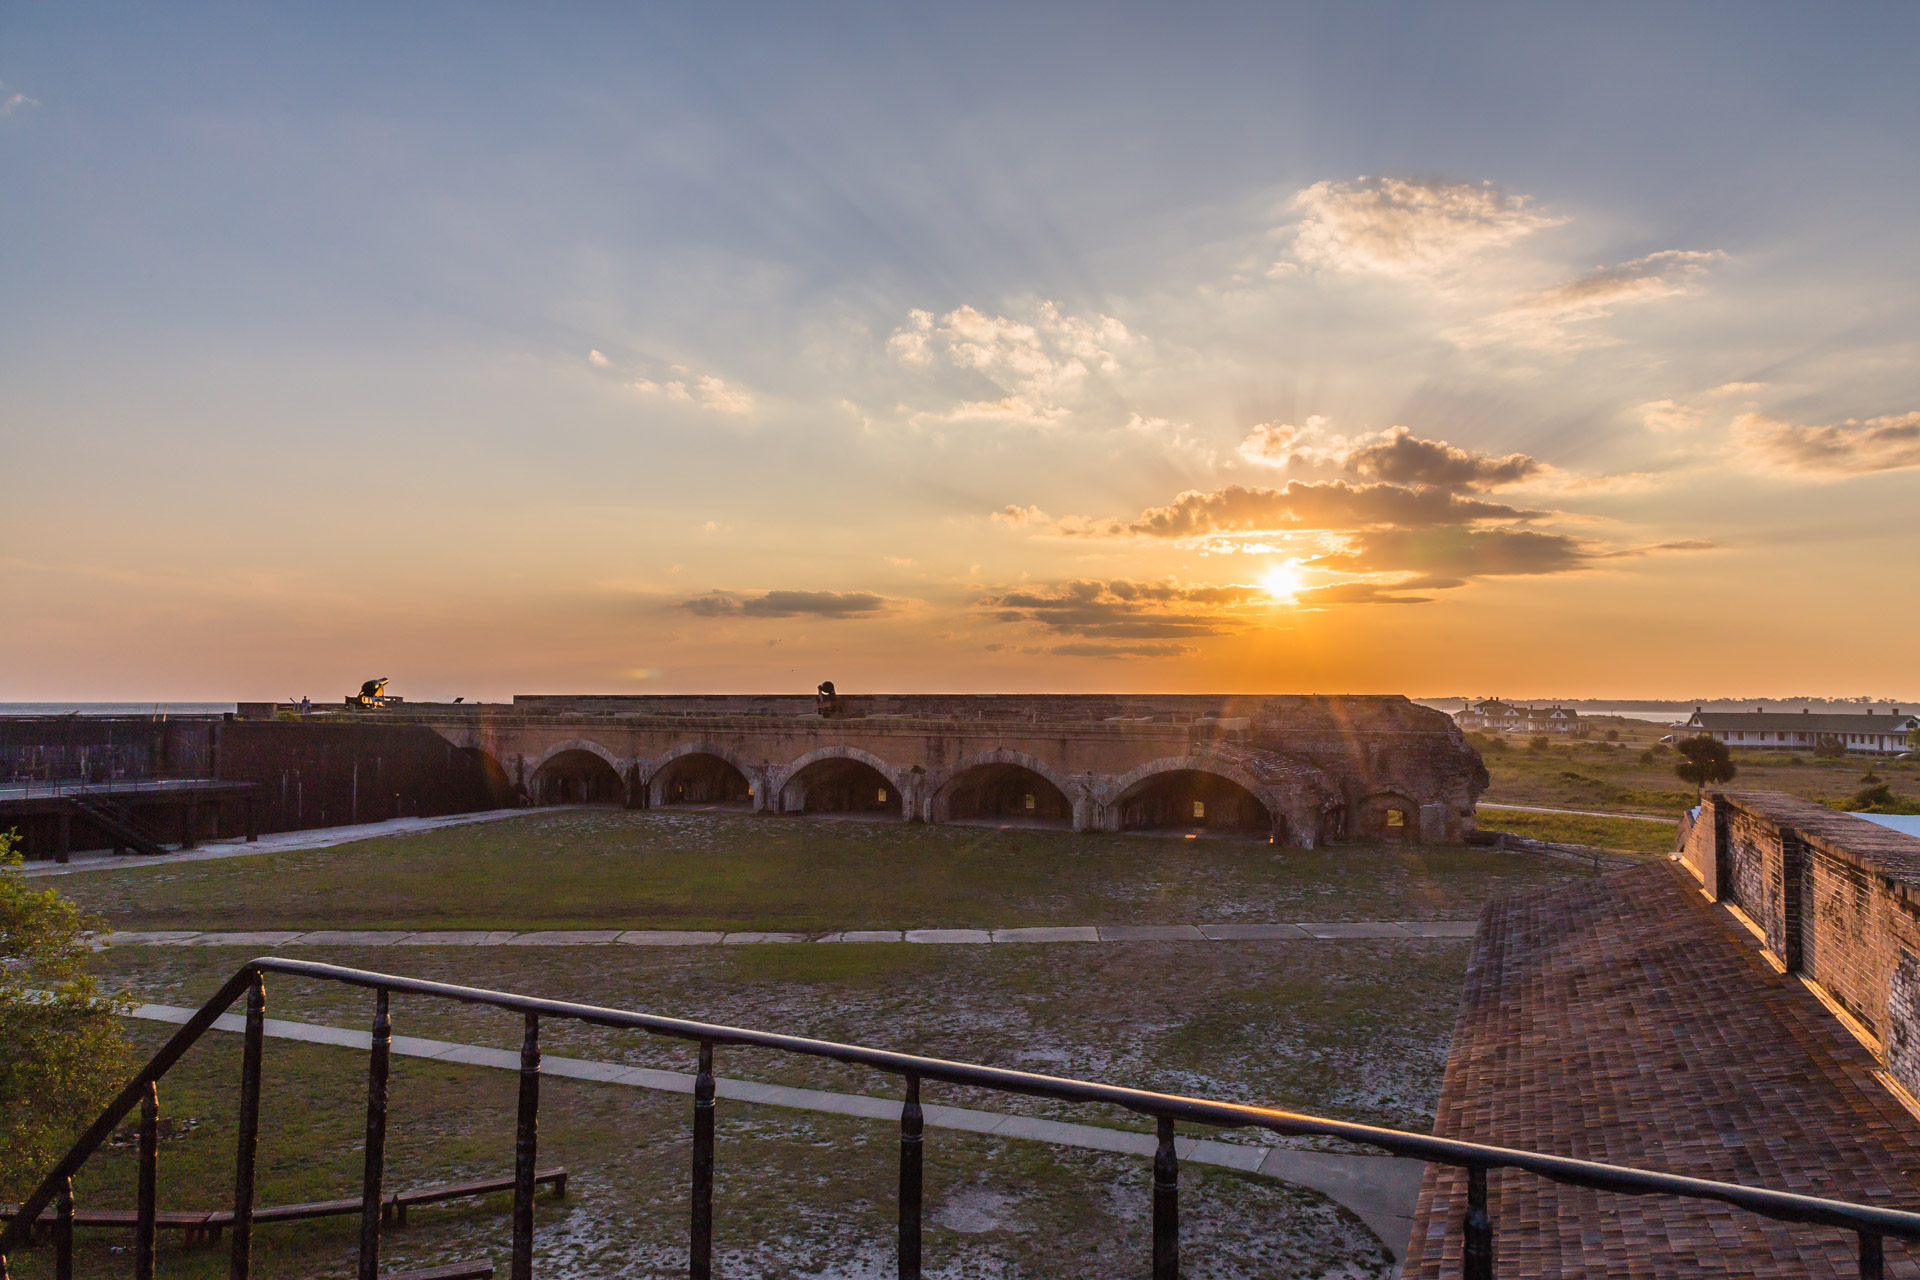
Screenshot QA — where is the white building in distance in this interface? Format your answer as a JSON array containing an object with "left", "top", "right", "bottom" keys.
[{"left": 1680, "top": 707, "right": 1918, "bottom": 755}]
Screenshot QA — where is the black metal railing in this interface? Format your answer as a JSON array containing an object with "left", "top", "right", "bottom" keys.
[{"left": 7, "top": 957, "right": 1920, "bottom": 1279}]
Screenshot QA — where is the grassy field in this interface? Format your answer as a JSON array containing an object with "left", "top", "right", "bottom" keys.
[
  {"left": 1474, "top": 732, "right": 1920, "bottom": 818},
  {"left": 88, "top": 936, "right": 1467, "bottom": 1134},
  {"left": 12, "top": 809, "right": 1630, "bottom": 1276},
  {"left": 1470, "top": 808, "right": 1675, "bottom": 856},
  {"left": 8, "top": 1022, "right": 1391, "bottom": 1280},
  {"left": 58, "top": 809, "right": 1603, "bottom": 932}
]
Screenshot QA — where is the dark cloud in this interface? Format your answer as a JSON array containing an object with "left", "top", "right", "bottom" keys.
[
  {"left": 1342, "top": 427, "right": 1540, "bottom": 490},
  {"left": 1739, "top": 411, "right": 1920, "bottom": 475},
  {"left": 1051, "top": 642, "right": 1197, "bottom": 658},
  {"left": 1313, "top": 528, "right": 1595, "bottom": 578},
  {"left": 980, "top": 578, "right": 1259, "bottom": 638},
  {"left": 679, "top": 589, "right": 891, "bottom": 619},
  {"left": 1293, "top": 582, "right": 1437, "bottom": 606},
  {"left": 1088, "top": 481, "right": 1539, "bottom": 539}
]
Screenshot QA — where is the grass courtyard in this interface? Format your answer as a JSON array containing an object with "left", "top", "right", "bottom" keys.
[
  {"left": 17, "top": 809, "right": 1629, "bottom": 1277},
  {"left": 59, "top": 808, "right": 1601, "bottom": 933}
]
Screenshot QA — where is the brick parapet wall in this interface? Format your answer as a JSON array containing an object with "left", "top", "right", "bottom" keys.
[{"left": 1687, "top": 790, "right": 1920, "bottom": 1093}]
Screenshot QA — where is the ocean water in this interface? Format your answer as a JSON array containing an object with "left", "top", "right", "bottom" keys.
[{"left": 0, "top": 703, "right": 236, "bottom": 717}]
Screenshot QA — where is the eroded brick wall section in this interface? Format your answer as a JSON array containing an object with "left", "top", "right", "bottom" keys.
[{"left": 1702, "top": 791, "right": 1920, "bottom": 1096}]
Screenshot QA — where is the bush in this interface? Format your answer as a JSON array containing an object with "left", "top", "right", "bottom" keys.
[
  {"left": 1787, "top": 756, "right": 1804, "bottom": 766},
  {"left": 1604, "top": 729, "right": 1619, "bottom": 742},
  {"left": 1674, "top": 735, "right": 1738, "bottom": 789},
  {"left": 1814, "top": 735, "right": 1847, "bottom": 760},
  {"left": 0, "top": 830, "right": 133, "bottom": 1198},
  {"left": 1638, "top": 750, "right": 1656, "bottom": 765},
  {"left": 1861, "top": 771, "right": 1883, "bottom": 786},
  {"left": 1528, "top": 736, "right": 1550, "bottom": 754},
  {"left": 1852, "top": 783, "right": 1898, "bottom": 810},
  {"left": 1464, "top": 731, "right": 1507, "bottom": 754}
]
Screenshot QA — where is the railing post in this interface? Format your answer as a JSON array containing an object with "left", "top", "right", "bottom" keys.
[
  {"left": 691, "top": 1039, "right": 715, "bottom": 1280},
  {"left": 136, "top": 1081, "right": 158, "bottom": 1280},
  {"left": 1860, "top": 1231, "right": 1885, "bottom": 1279},
  {"left": 898, "top": 1073, "right": 923, "bottom": 1280},
  {"left": 1152, "top": 1115, "right": 1178, "bottom": 1280},
  {"left": 358, "top": 988, "right": 392, "bottom": 1280},
  {"left": 1462, "top": 1163, "right": 1493, "bottom": 1280},
  {"left": 230, "top": 973, "right": 265, "bottom": 1280},
  {"left": 54, "top": 1177, "right": 74, "bottom": 1280},
  {"left": 511, "top": 1012, "right": 541, "bottom": 1280}
]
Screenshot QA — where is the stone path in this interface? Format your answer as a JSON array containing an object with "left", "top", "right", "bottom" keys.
[
  {"left": 19, "top": 808, "right": 586, "bottom": 878},
  {"left": 125, "top": 1000, "right": 1426, "bottom": 1258},
  {"left": 1478, "top": 802, "right": 1678, "bottom": 824},
  {"left": 101, "top": 920, "right": 1479, "bottom": 948}
]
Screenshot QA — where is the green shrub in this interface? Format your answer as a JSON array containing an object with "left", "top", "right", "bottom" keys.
[{"left": 0, "top": 830, "right": 133, "bottom": 1198}]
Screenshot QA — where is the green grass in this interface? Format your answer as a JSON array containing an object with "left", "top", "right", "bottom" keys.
[
  {"left": 60, "top": 808, "right": 1601, "bottom": 932},
  {"left": 5, "top": 1021, "right": 1392, "bottom": 1279},
  {"left": 89, "top": 937, "right": 1471, "bottom": 1134},
  {"left": 1474, "top": 808, "right": 1676, "bottom": 856},
  {"left": 1476, "top": 737, "right": 1920, "bottom": 818}
]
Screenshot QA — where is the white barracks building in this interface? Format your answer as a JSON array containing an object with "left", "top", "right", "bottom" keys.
[{"left": 1680, "top": 707, "right": 1919, "bottom": 755}]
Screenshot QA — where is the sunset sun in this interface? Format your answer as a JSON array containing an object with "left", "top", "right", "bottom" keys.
[{"left": 1262, "top": 562, "right": 1305, "bottom": 601}]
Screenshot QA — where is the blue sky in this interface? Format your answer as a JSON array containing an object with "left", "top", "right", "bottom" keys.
[{"left": 6, "top": 3, "right": 1919, "bottom": 699}]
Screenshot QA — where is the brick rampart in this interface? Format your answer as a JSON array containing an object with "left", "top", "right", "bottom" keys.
[{"left": 1681, "top": 790, "right": 1920, "bottom": 1093}]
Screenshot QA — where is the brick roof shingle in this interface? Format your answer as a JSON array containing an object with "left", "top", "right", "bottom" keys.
[{"left": 1403, "top": 861, "right": 1920, "bottom": 1277}]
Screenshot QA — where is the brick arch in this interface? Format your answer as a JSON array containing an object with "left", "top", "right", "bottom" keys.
[
  {"left": 1352, "top": 789, "right": 1421, "bottom": 840},
  {"left": 1102, "top": 754, "right": 1329, "bottom": 844},
  {"left": 527, "top": 737, "right": 625, "bottom": 777},
  {"left": 776, "top": 745, "right": 904, "bottom": 790},
  {"left": 1105, "top": 755, "right": 1273, "bottom": 810},
  {"left": 924, "top": 749, "right": 1080, "bottom": 807},
  {"left": 924, "top": 749, "right": 1080, "bottom": 825},
  {"left": 649, "top": 740, "right": 754, "bottom": 779}
]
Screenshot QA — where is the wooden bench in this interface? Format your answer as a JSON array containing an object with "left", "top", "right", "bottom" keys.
[
  {"left": 386, "top": 1263, "right": 494, "bottom": 1280},
  {"left": 7, "top": 1167, "right": 567, "bottom": 1247}
]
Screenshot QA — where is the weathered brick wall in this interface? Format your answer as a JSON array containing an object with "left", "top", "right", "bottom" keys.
[
  {"left": 1705, "top": 791, "right": 1920, "bottom": 1097},
  {"left": 1724, "top": 808, "right": 1778, "bottom": 941},
  {"left": 1679, "top": 798, "right": 1717, "bottom": 888}
]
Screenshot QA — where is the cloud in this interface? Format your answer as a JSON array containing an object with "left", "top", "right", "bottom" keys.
[
  {"left": 626, "top": 372, "right": 752, "bottom": 412},
  {"left": 1637, "top": 398, "right": 1702, "bottom": 433},
  {"left": 1238, "top": 420, "right": 1310, "bottom": 467},
  {"left": 887, "top": 301, "right": 1131, "bottom": 427},
  {"left": 1467, "top": 250, "right": 1724, "bottom": 349},
  {"left": 694, "top": 375, "right": 752, "bottom": 413},
  {"left": 1286, "top": 177, "right": 1564, "bottom": 278},
  {"left": 1050, "top": 641, "right": 1197, "bottom": 658},
  {"left": 980, "top": 578, "right": 1261, "bottom": 638},
  {"left": 916, "top": 397, "right": 1070, "bottom": 428},
  {"left": 1062, "top": 481, "right": 1541, "bottom": 540},
  {"left": 1737, "top": 411, "right": 1920, "bottom": 475},
  {"left": 588, "top": 349, "right": 610, "bottom": 367},
  {"left": 1312, "top": 528, "right": 1597, "bottom": 578},
  {"left": 1292, "top": 582, "right": 1438, "bottom": 606},
  {"left": 1340, "top": 427, "right": 1540, "bottom": 489},
  {"left": 679, "top": 590, "right": 893, "bottom": 619},
  {"left": 0, "top": 85, "right": 38, "bottom": 117}
]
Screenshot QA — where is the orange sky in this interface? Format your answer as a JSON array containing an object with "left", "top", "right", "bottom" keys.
[{"left": 5, "top": 8, "right": 1918, "bottom": 703}]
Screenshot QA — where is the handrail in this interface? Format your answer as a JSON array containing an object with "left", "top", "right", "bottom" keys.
[{"left": 7, "top": 958, "right": 1919, "bottom": 1280}]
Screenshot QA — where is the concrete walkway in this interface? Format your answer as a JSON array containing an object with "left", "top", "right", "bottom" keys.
[
  {"left": 125, "top": 1000, "right": 1426, "bottom": 1259},
  {"left": 19, "top": 808, "right": 587, "bottom": 878},
  {"left": 100, "top": 920, "right": 1478, "bottom": 948},
  {"left": 1478, "top": 802, "right": 1678, "bottom": 824}
]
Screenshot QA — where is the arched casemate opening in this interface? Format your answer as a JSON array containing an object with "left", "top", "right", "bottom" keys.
[
  {"left": 936, "top": 763, "right": 1073, "bottom": 827},
  {"left": 1355, "top": 793, "right": 1417, "bottom": 842},
  {"left": 1116, "top": 769, "right": 1278, "bottom": 840},
  {"left": 780, "top": 756, "right": 901, "bottom": 817},
  {"left": 462, "top": 747, "right": 518, "bottom": 808},
  {"left": 652, "top": 752, "right": 752, "bottom": 807},
  {"left": 530, "top": 749, "right": 624, "bottom": 806}
]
